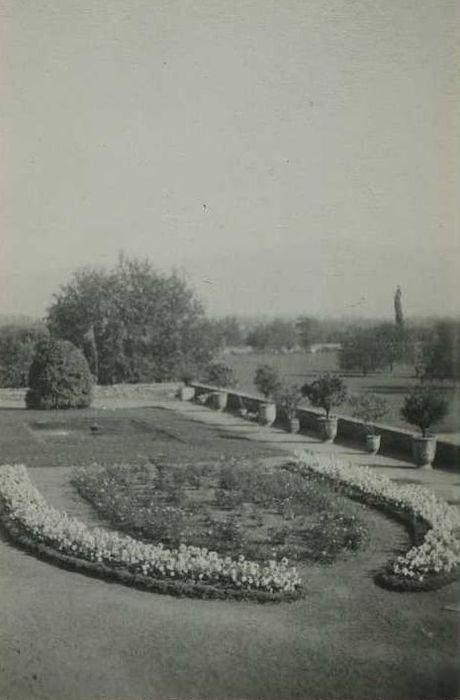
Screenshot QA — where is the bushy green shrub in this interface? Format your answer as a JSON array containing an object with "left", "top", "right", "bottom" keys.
[
  {"left": 254, "top": 364, "right": 281, "bottom": 399},
  {"left": 401, "top": 385, "right": 449, "bottom": 437},
  {"left": 25, "top": 338, "right": 93, "bottom": 410},
  {"left": 302, "top": 373, "right": 347, "bottom": 418},
  {"left": 348, "top": 392, "right": 388, "bottom": 435},
  {"left": 202, "top": 362, "right": 237, "bottom": 388},
  {"left": 275, "top": 383, "right": 302, "bottom": 421}
]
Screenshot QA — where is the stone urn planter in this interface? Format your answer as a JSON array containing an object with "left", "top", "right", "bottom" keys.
[
  {"left": 348, "top": 393, "right": 387, "bottom": 457},
  {"left": 210, "top": 391, "right": 228, "bottom": 412},
  {"left": 179, "top": 385, "right": 195, "bottom": 401},
  {"left": 275, "top": 384, "right": 302, "bottom": 436},
  {"left": 287, "top": 417, "right": 300, "bottom": 434},
  {"left": 401, "top": 386, "right": 448, "bottom": 469},
  {"left": 411, "top": 435, "right": 437, "bottom": 468},
  {"left": 258, "top": 401, "right": 277, "bottom": 427},
  {"left": 365, "top": 433, "right": 381, "bottom": 455},
  {"left": 318, "top": 416, "right": 338, "bottom": 443}
]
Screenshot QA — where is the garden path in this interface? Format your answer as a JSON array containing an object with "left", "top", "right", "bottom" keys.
[{"left": 29, "top": 466, "right": 113, "bottom": 530}]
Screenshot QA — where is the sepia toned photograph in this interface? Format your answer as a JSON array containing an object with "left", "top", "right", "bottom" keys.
[{"left": 0, "top": 1, "right": 459, "bottom": 699}]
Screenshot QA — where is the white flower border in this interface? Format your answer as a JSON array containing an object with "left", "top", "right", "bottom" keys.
[
  {"left": 0, "top": 464, "right": 301, "bottom": 597},
  {"left": 293, "top": 450, "right": 460, "bottom": 583}
]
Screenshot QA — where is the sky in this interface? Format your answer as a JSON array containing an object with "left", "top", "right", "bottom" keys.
[{"left": 1, "top": 0, "right": 459, "bottom": 320}]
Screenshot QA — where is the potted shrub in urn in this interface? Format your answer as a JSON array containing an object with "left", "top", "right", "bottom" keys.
[
  {"left": 236, "top": 395, "right": 248, "bottom": 418},
  {"left": 178, "top": 364, "right": 197, "bottom": 401},
  {"left": 401, "top": 385, "right": 449, "bottom": 467},
  {"left": 254, "top": 364, "right": 281, "bottom": 426},
  {"left": 348, "top": 392, "right": 388, "bottom": 454},
  {"left": 202, "top": 362, "right": 237, "bottom": 411},
  {"left": 275, "top": 383, "right": 302, "bottom": 433},
  {"left": 301, "top": 373, "right": 347, "bottom": 442}
]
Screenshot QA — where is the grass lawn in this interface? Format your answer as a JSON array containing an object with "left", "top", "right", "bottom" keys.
[
  {"left": 0, "top": 403, "right": 459, "bottom": 700},
  {"left": 221, "top": 350, "right": 460, "bottom": 435},
  {"left": 0, "top": 405, "right": 281, "bottom": 468}
]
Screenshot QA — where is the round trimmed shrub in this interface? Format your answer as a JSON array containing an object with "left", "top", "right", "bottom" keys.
[{"left": 25, "top": 338, "right": 93, "bottom": 410}]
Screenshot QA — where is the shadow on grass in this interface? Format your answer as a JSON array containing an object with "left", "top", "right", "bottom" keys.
[
  {"left": 356, "top": 461, "right": 419, "bottom": 471},
  {"left": 216, "top": 433, "right": 251, "bottom": 441}
]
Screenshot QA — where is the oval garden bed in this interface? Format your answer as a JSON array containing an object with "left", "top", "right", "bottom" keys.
[
  {"left": 71, "top": 458, "right": 370, "bottom": 567},
  {"left": 3, "top": 451, "right": 457, "bottom": 601},
  {"left": 0, "top": 458, "right": 371, "bottom": 603},
  {"left": 0, "top": 464, "right": 302, "bottom": 603}
]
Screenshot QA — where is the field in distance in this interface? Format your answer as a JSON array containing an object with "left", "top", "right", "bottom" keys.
[{"left": 220, "top": 350, "right": 460, "bottom": 438}]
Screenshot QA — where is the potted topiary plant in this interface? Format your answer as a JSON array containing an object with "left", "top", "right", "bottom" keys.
[
  {"left": 254, "top": 364, "right": 281, "bottom": 426},
  {"left": 401, "top": 385, "right": 449, "bottom": 467},
  {"left": 178, "top": 364, "right": 197, "bottom": 401},
  {"left": 275, "top": 383, "right": 302, "bottom": 433},
  {"left": 202, "top": 362, "right": 237, "bottom": 411},
  {"left": 236, "top": 395, "right": 248, "bottom": 418},
  {"left": 348, "top": 392, "right": 388, "bottom": 454},
  {"left": 301, "top": 373, "right": 347, "bottom": 442}
]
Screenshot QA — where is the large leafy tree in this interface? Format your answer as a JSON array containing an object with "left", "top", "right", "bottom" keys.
[
  {"left": 339, "top": 323, "right": 406, "bottom": 376},
  {"left": 421, "top": 321, "right": 460, "bottom": 380},
  {"left": 246, "top": 319, "right": 298, "bottom": 351},
  {"left": 296, "top": 317, "right": 324, "bottom": 350},
  {"left": 0, "top": 322, "right": 48, "bottom": 388},
  {"left": 47, "top": 258, "right": 219, "bottom": 384}
]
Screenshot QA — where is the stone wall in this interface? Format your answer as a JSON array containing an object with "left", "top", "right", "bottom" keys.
[{"left": 190, "top": 382, "right": 459, "bottom": 469}]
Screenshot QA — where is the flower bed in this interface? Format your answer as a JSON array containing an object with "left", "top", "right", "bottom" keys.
[
  {"left": 291, "top": 451, "right": 460, "bottom": 591},
  {"left": 71, "top": 460, "right": 369, "bottom": 565},
  {"left": 0, "top": 464, "right": 302, "bottom": 602}
]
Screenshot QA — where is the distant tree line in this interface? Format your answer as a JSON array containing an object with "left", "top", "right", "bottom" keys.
[{"left": 0, "top": 263, "right": 459, "bottom": 387}]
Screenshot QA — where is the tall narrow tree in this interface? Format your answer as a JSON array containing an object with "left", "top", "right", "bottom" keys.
[{"left": 394, "top": 286, "right": 404, "bottom": 328}]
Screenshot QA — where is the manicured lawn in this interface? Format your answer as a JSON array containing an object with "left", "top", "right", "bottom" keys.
[
  {"left": 0, "top": 405, "right": 282, "bottom": 468},
  {"left": 221, "top": 350, "right": 460, "bottom": 434}
]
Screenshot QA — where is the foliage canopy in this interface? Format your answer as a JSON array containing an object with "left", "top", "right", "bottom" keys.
[
  {"left": 0, "top": 322, "right": 48, "bottom": 388},
  {"left": 47, "top": 257, "right": 219, "bottom": 384},
  {"left": 348, "top": 392, "right": 388, "bottom": 434},
  {"left": 254, "top": 364, "right": 282, "bottom": 399},
  {"left": 302, "top": 373, "right": 347, "bottom": 418},
  {"left": 421, "top": 321, "right": 460, "bottom": 381},
  {"left": 401, "top": 386, "right": 449, "bottom": 437},
  {"left": 339, "top": 324, "right": 405, "bottom": 375},
  {"left": 201, "top": 362, "right": 237, "bottom": 389}
]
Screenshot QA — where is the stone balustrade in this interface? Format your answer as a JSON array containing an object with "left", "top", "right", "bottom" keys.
[{"left": 189, "top": 382, "right": 459, "bottom": 469}]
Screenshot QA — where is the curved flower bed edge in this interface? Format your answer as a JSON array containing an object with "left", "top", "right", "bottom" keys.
[
  {"left": 0, "top": 464, "right": 302, "bottom": 604},
  {"left": 290, "top": 450, "right": 460, "bottom": 592}
]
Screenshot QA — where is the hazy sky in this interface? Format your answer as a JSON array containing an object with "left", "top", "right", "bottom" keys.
[{"left": 1, "top": 0, "right": 459, "bottom": 319}]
